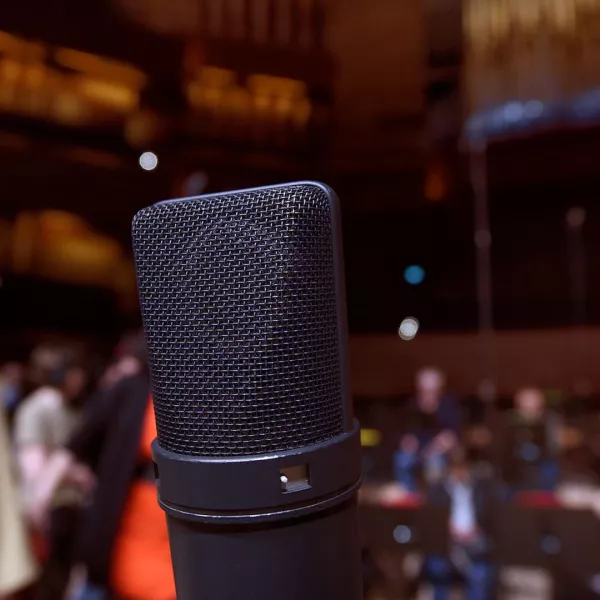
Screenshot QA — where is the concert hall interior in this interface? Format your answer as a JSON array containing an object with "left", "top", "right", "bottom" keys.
[{"left": 1, "top": 1, "right": 600, "bottom": 599}]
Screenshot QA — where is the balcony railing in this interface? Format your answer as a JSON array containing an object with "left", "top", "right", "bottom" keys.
[
  {"left": 116, "top": 0, "right": 326, "bottom": 50},
  {"left": 0, "top": 23, "right": 331, "bottom": 155}
]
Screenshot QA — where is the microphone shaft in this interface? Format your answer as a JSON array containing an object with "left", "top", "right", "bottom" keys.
[{"left": 167, "top": 499, "right": 363, "bottom": 600}]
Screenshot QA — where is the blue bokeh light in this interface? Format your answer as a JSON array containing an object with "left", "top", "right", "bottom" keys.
[{"left": 404, "top": 265, "right": 425, "bottom": 285}]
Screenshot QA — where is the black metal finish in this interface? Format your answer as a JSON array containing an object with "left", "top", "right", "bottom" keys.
[
  {"left": 166, "top": 498, "right": 363, "bottom": 600},
  {"left": 132, "top": 182, "right": 362, "bottom": 600},
  {"left": 153, "top": 420, "right": 361, "bottom": 515},
  {"left": 133, "top": 181, "right": 351, "bottom": 457}
]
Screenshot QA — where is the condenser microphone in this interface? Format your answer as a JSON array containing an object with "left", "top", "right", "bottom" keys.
[{"left": 132, "top": 182, "right": 363, "bottom": 600}]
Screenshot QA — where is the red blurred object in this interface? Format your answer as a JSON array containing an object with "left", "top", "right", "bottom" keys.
[
  {"left": 514, "top": 491, "right": 562, "bottom": 508},
  {"left": 381, "top": 492, "right": 424, "bottom": 509},
  {"left": 30, "top": 529, "right": 48, "bottom": 563}
]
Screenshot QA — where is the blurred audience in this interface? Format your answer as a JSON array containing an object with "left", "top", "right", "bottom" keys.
[
  {"left": 363, "top": 368, "right": 599, "bottom": 599},
  {"left": 0, "top": 405, "right": 37, "bottom": 600},
  {"left": 13, "top": 346, "right": 93, "bottom": 600},
  {"left": 32, "top": 332, "right": 175, "bottom": 600},
  {"left": 394, "top": 367, "right": 461, "bottom": 491},
  {"left": 425, "top": 451, "right": 495, "bottom": 600},
  {"left": 4, "top": 336, "right": 600, "bottom": 600},
  {"left": 500, "top": 387, "right": 561, "bottom": 492}
]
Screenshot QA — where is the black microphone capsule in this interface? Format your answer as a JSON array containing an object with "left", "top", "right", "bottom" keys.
[{"left": 133, "top": 182, "right": 362, "bottom": 600}]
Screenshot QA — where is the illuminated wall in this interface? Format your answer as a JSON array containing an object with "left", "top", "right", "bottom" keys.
[
  {"left": 116, "top": 0, "right": 325, "bottom": 48},
  {"left": 7, "top": 210, "right": 136, "bottom": 302},
  {"left": 0, "top": 30, "right": 317, "bottom": 145},
  {"left": 186, "top": 67, "right": 313, "bottom": 134},
  {"left": 0, "top": 32, "right": 145, "bottom": 127}
]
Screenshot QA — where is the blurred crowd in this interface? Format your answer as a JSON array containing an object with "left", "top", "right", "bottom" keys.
[
  {"left": 3, "top": 341, "right": 600, "bottom": 600},
  {"left": 0, "top": 334, "right": 175, "bottom": 600},
  {"left": 393, "top": 369, "right": 561, "bottom": 494},
  {"left": 361, "top": 368, "right": 600, "bottom": 600}
]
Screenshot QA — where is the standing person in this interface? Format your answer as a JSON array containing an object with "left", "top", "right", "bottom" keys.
[
  {"left": 394, "top": 367, "right": 462, "bottom": 491},
  {"left": 424, "top": 452, "right": 496, "bottom": 600},
  {"left": 14, "top": 346, "right": 92, "bottom": 600},
  {"left": 0, "top": 406, "right": 37, "bottom": 600},
  {"left": 33, "top": 333, "right": 176, "bottom": 600},
  {"left": 499, "top": 387, "right": 561, "bottom": 492}
]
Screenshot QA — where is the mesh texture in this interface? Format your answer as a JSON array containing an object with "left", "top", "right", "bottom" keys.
[{"left": 132, "top": 184, "right": 344, "bottom": 457}]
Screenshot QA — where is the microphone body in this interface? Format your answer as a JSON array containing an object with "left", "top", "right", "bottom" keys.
[
  {"left": 167, "top": 494, "right": 361, "bottom": 600},
  {"left": 133, "top": 182, "right": 362, "bottom": 600}
]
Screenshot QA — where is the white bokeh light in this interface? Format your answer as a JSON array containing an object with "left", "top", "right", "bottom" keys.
[
  {"left": 139, "top": 151, "right": 158, "bottom": 171},
  {"left": 398, "top": 317, "right": 419, "bottom": 341}
]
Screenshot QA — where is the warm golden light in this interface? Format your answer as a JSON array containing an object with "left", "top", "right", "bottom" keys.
[
  {"left": 226, "top": 88, "right": 252, "bottom": 116},
  {"left": 52, "top": 91, "right": 90, "bottom": 126},
  {"left": 0, "top": 30, "right": 316, "bottom": 139},
  {"left": 464, "top": 0, "right": 600, "bottom": 115},
  {"left": 0, "top": 31, "right": 26, "bottom": 52},
  {"left": 0, "top": 31, "right": 46, "bottom": 61},
  {"left": 54, "top": 47, "right": 146, "bottom": 87},
  {"left": 76, "top": 78, "right": 139, "bottom": 111},
  {"left": 200, "top": 67, "right": 236, "bottom": 88},
  {"left": 186, "top": 67, "right": 313, "bottom": 130},
  {"left": 253, "top": 93, "right": 271, "bottom": 114},
  {"left": 1, "top": 58, "right": 22, "bottom": 82},
  {"left": 9, "top": 211, "right": 135, "bottom": 294},
  {"left": 0, "top": 31, "right": 144, "bottom": 128},
  {"left": 247, "top": 74, "right": 307, "bottom": 98},
  {"left": 291, "top": 98, "right": 311, "bottom": 128}
]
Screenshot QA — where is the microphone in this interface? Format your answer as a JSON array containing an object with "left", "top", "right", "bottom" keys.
[{"left": 132, "top": 182, "right": 363, "bottom": 600}]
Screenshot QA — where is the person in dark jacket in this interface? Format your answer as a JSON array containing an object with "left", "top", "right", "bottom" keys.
[
  {"left": 424, "top": 451, "right": 496, "bottom": 600},
  {"left": 30, "top": 333, "right": 175, "bottom": 600},
  {"left": 497, "top": 387, "right": 561, "bottom": 492},
  {"left": 394, "top": 367, "right": 462, "bottom": 491}
]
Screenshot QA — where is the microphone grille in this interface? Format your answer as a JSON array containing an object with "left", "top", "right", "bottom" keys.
[{"left": 133, "top": 183, "right": 346, "bottom": 457}]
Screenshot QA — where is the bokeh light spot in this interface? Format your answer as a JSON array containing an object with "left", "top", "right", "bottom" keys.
[
  {"left": 139, "top": 151, "right": 158, "bottom": 171},
  {"left": 398, "top": 317, "right": 419, "bottom": 340},
  {"left": 404, "top": 265, "right": 425, "bottom": 285}
]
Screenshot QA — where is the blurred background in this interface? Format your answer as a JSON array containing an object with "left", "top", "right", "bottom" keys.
[{"left": 2, "top": 0, "right": 600, "bottom": 599}]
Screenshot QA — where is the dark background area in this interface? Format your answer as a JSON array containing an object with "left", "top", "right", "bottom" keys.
[{"left": 0, "top": 0, "right": 599, "bottom": 345}]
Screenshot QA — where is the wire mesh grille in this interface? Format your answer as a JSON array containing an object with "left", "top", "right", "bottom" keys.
[{"left": 132, "top": 184, "right": 344, "bottom": 456}]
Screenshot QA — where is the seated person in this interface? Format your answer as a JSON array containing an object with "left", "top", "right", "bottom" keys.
[
  {"left": 499, "top": 387, "right": 561, "bottom": 492},
  {"left": 424, "top": 451, "right": 496, "bottom": 600},
  {"left": 394, "top": 367, "right": 461, "bottom": 491}
]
